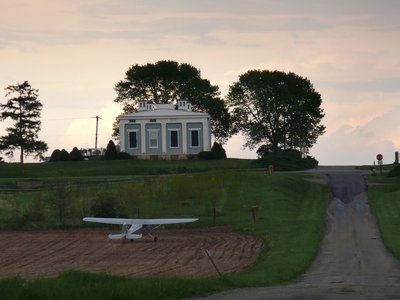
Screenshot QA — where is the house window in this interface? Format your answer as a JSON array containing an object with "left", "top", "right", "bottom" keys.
[
  {"left": 149, "top": 131, "right": 158, "bottom": 148},
  {"left": 190, "top": 130, "right": 199, "bottom": 147},
  {"left": 170, "top": 130, "right": 178, "bottom": 148},
  {"left": 128, "top": 131, "right": 138, "bottom": 149}
]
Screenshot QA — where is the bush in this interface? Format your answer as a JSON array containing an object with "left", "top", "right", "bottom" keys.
[
  {"left": 388, "top": 165, "right": 400, "bottom": 177},
  {"left": 256, "top": 144, "right": 274, "bottom": 158},
  {"left": 50, "top": 149, "right": 70, "bottom": 162},
  {"left": 198, "top": 142, "right": 227, "bottom": 160},
  {"left": 50, "top": 149, "right": 61, "bottom": 162},
  {"left": 59, "top": 149, "right": 70, "bottom": 161},
  {"left": 198, "top": 151, "right": 215, "bottom": 160},
  {"left": 91, "top": 192, "right": 117, "bottom": 218},
  {"left": 69, "top": 147, "right": 85, "bottom": 161},
  {"left": 105, "top": 140, "right": 118, "bottom": 160},
  {"left": 211, "top": 142, "right": 227, "bottom": 159},
  {"left": 254, "top": 149, "right": 318, "bottom": 171},
  {"left": 117, "top": 152, "right": 131, "bottom": 160}
]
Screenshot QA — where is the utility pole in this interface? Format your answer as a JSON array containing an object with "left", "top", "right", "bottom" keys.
[{"left": 94, "top": 116, "right": 103, "bottom": 158}]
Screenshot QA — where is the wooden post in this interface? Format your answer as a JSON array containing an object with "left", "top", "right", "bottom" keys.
[
  {"left": 251, "top": 206, "right": 259, "bottom": 224},
  {"left": 213, "top": 207, "right": 216, "bottom": 224}
]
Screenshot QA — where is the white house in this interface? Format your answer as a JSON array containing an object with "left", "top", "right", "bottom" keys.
[{"left": 118, "top": 99, "right": 212, "bottom": 159}]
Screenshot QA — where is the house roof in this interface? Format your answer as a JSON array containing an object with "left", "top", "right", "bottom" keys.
[{"left": 118, "top": 108, "right": 210, "bottom": 120}]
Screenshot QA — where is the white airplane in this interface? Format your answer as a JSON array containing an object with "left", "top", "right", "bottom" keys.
[{"left": 82, "top": 217, "right": 198, "bottom": 242}]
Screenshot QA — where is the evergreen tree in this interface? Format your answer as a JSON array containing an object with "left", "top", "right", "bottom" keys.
[
  {"left": 69, "top": 147, "right": 85, "bottom": 161},
  {"left": 50, "top": 149, "right": 61, "bottom": 162},
  {"left": 105, "top": 140, "right": 118, "bottom": 160},
  {"left": 0, "top": 81, "right": 48, "bottom": 163},
  {"left": 211, "top": 142, "right": 227, "bottom": 159},
  {"left": 59, "top": 149, "right": 70, "bottom": 161}
]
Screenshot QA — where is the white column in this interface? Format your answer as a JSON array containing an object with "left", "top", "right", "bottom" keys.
[
  {"left": 182, "top": 121, "right": 187, "bottom": 153},
  {"left": 139, "top": 121, "right": 146, "bottom": 154},
  {"left": 119, "top": 119, "right": 126, "bottom": 152},
  {"left": 203, "top": 119, "right": 211, "bottom": 151},
  {"left": 161, "top": 121, "right": 167, "bottom": 154}
]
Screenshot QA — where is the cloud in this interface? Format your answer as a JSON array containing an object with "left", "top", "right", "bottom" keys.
[
  {"left": 311, "top": 108, "right": 400, "bottom": 165},
  {"left": 1, "top": 0, "right": 400, "bottom": 165}
]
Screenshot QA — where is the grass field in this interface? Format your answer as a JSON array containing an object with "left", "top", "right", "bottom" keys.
[
  {"left": 0, "top": 159, "right": 258, "bottom": 180},
  {"left": 0, "top": 161, "right": 328, "bottom": 299},
  {"left": 368, "top": 174, "right": 400, "bottom": 259}
]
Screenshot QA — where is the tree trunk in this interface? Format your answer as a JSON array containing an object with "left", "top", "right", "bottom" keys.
[
  {"left": 20, "top": 145, "right": 24, "bottom": 174},
  {"left": 20, "top": 146, "right": 24, "bottom": 164}
]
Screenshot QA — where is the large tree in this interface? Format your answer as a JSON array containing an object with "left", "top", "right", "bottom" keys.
[
  {"left": 114, "top": 60, "right": 232, "bottom": 142},
  {"left": 227, "top": 70, "right": 325, "bottom": 151},
  {"left": 0, "top": 81, "right": 48, "bottom": 163}
]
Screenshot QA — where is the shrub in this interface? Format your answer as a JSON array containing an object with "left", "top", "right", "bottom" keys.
[
  {"left": 105, "top": 140, "right": 118, "bottom": 160},
  {"left": 50, "top": 149, "right": 70, "bottom": 162},
  {"left": 50, "top": 181, "right": 71, "bottom": 225},
  {"left": 256, "top": 144, "right": 274, "bottom": 158},
  {"left": 388, "top": 165, "right": 400, "bottom": 177},
  {"left": 198, "top": 142, "right": 227, "bottom": 160},
  {"left": 50, "top": 149, "right": 61, "bottom": 162},
  {"left": 91, "top": 192, "right": 117, "bottom": 218},
  {"left": 69, "top": 147, "right": 85, "bottom": 161},
  {"left": 211, "top": 142, "right": 227, "bottom": 159},
  {"left": 198, "top": 151, "right": 214, "bottom": 160},
  {"left": 117, "top": 152, "right": 131, "bottom": 160},
  {"left": 254, "top": 149, "right": 318, "bottom": 171}
]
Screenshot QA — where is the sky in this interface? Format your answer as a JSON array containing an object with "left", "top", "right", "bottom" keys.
[{"left": 1, "top": 0, "right": 399, "bottom": 165}]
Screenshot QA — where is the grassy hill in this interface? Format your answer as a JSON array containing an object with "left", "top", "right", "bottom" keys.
[{"left": 0, "top": 161, "right": 328, "bottom": 300}]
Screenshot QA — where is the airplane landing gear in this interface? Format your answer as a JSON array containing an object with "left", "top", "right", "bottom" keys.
[{"left": 154, "top": 236, "right": 158, "bottom": 242}]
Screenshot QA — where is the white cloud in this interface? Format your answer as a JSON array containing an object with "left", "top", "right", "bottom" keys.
[{"left": 311, "top": 108, "right": 400, "bottom": 165}]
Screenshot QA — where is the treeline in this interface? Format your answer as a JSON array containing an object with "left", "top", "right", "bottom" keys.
[
  {"left": 50, "top": 141, "right": 228, "bottom": 162},
  {"left": 50, "top": 141, "right": 131, "bottom": 162}
]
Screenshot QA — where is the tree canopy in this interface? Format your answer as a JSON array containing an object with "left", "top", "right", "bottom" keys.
[
  {"left": 114, "top": 60, "right": 232, "bottom": 142},
  {"left": 227, "top": 70, "right": 325, "bottom": 151},
  {"left": 0, "top": 81, "right": 48, "bottom": 163}
]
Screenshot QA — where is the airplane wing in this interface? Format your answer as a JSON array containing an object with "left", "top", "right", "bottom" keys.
[{"left": 83, "top": 217, "right": 198, "bottom": 225}]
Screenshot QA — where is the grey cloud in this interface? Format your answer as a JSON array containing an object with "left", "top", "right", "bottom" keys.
[
  {"left": 6, "top": 0, "right": 395, "bottom": 48},
  {"left": 77, "top": 0, "right": 400, "bottom": 20},
  {"left": 317, "top": 77, "right": 400, "bottom": 94}
]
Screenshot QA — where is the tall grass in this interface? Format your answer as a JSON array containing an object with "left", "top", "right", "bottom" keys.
[
  {"left": 368, "top": 176, "right": 400, "bottom": 258},
  {"left": 0, "top": 171, "right": 328, "bottom": 299}
]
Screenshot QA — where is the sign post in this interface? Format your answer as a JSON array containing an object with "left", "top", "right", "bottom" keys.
[{"left": 376, "top": 154, "right": 383, "bottom": 175}]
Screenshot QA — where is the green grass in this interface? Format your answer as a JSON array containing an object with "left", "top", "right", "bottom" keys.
[
  {"left": 0, "top": 159, "right": 258, "bottom": 180},
  {"left": 0, "top": 272, "right": 228, "bottom": 300},
  {"left": 0, "top": 167, "right": 328, "bottom": 299},
  {"left": 0, "top": 160, "right": 327, "bottom": 299},
  {"left": 368, "top": 175, "right": 400, "bottom": 259}
]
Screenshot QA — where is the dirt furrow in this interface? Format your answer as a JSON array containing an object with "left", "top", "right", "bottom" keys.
[{"left": 0, "top": 227, "right": 262, "bottom": 279}]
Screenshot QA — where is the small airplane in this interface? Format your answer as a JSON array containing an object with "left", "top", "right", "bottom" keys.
[{"left": 82, "top": 217, "right": 198, "bottom": 242}]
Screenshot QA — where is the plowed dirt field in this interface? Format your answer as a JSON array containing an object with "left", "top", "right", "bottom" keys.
[{"left": 0, "top": 227, "right": 262, "bottom": 279}]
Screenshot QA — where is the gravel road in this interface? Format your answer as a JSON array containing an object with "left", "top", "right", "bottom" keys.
[{"left": 190, "top": 167, "right": 400, "bottom": 299}]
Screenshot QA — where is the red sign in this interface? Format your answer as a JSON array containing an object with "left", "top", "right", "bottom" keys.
[{"left": 377, "top": 154, "right": 383, "bottom": 161}]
